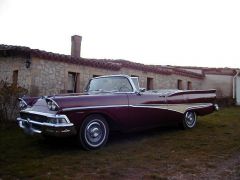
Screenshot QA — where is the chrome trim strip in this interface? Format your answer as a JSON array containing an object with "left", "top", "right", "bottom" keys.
[
  {"left": 87, "top": 75, "right": 138, "bottom": 94},
  {"left": 131, "top": 103, "right": 214, "bottom": 114},
  {"left": 18, "top": 98, "right": 28, "bottom": 110},
  {"left": 135, "top": 103, "right": 212, "bottom": 107},
  {"left": 88, "top": 91, "right": 137, "bottom": 95},
  {"left": 18, "top": 98, "right": 28, "bottom": 106},
  {"left": 19, "top": 121, "right": 42, "bottom": 133},
  {"left": 17, "top": 117, "right": 74, "bottom": 127},
  {"left": 21, "top": 110, "right": 56, "bottom": 117},
  {"left": 61, "top": 103, "right": 214, "bottom": 113},
  {"left": 19, "top": 111, "right": 71, "bottom": 123},
  {"left": 129, "top": 105, "right": 184, "bottom": 114},
  {"left": 186, "top": 103, "right": 213, "bottom": 111},
  {"left": 62, "top": 105, "right": 129, "bottom": 112},
  {"left": 167, "top": 89, "right": 216, "bottom": 97}
]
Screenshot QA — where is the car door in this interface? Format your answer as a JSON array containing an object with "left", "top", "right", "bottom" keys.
[{"left": 127, "top": 92, "right": 169, "bottom": 130}]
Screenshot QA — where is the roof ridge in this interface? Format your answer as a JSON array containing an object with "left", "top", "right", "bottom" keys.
[{"left": 0, "top": 43, "right": 206, "bottom": 78}]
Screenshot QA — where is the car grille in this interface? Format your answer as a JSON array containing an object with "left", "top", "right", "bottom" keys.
[{"left": 20, "top": 112, "right": 48, "bottom": 123}]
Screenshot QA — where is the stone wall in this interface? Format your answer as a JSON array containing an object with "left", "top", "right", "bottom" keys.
[
  {"left": 0, "top": 56, "right": 31, "bottom": 91},
  {"left": 0, "top": 56, "right": 205, "bottom": 96},
  {"left": 30, "top": 57, "right": 119, "bottom": 95},
  {"left": 120, "top": 67, "right": 202, "bottom": 90}
]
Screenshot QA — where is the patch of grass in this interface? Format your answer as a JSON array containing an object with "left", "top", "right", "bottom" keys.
[{"left": 0, "top": 107, "right": 240, "bottom": 179}]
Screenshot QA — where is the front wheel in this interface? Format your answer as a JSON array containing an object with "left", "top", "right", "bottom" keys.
[
  {"left": 79, "top": 114, "right": 109, "bottom": 150},
  {"left": 182, "top": 111, "right": 197, "bottom": 129}
]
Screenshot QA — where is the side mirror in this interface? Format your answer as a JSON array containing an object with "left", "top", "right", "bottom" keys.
[{"left": 140, "top": 88, "right": 146, "bottom": 92}]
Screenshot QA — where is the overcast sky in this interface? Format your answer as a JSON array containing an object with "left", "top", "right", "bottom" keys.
[{"left": 0, "top": 0, "right": 240, "bottom": 68}]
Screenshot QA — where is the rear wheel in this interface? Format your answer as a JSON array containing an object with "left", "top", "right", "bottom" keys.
[
  {"left": 79, "top": 114, "right": 109, "bottom": 150},
  {"left": 182, "top": 111, "right": 197, "bottom": 129}
]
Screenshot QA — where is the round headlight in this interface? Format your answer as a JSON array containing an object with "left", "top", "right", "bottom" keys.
[
  {"left": 47, "top": 101, "right": 52, "bottom": 109},
  {"left": 51, "top": 103, "right": 57, "bottom": 111},
  {"left": 47, "top": 100, "right": 59, "bottom": 111}
]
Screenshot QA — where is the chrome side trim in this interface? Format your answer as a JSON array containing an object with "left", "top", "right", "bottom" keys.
[
  {"left": 62, "top": 105, "right": 129, "bottom": 112},
  {"left": 129, "top": 105, "right": 184, "bottom": 114},
  {"left": 61, "top": 103, "right": 214, "bottom": 113},
  {"left": 186, "top": 103, "right": 213, "bottom": 111},
  {"left": 130, "top": 103, "right": 213, "bottom": 114}
]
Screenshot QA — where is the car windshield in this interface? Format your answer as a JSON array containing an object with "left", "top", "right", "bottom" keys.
[{"left": 86, "top": 76, "right": 133, "bottom": 93}]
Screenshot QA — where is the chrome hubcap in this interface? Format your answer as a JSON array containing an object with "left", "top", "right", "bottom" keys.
[
  {"left": 85, "top": 120, "right": 106, "bottom": 147},
  {"left": 185, "top": 112, "right": 196, "bottom": 128},
  {"left": 90, "top": 127, "right": 100, "bottom": 138}
]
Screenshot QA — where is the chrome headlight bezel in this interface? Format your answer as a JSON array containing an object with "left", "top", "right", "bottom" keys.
[
  {"left": 46, "top": 99, "right": 59, "bottom": 111},
  {"left": 47, "top": 117, "right": 68, "bottom": 124},
  {"left": 18, "top": 98, "right": 27, "bottom": 110}
]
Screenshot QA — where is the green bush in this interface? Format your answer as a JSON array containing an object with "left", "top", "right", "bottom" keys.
[{"left": 0, "top": 80, "right": 27, "bottom": 124}]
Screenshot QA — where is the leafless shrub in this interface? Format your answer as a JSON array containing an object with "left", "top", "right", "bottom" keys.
[{"left": 0, "top": 80, "right": 27, "bottom": 125}]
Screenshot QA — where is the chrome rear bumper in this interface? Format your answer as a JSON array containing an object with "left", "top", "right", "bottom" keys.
[
  {"left": 214, "top": 104, "right": 219, "bottom": 111},
  {"left": 17, "top": 113, "right": 77, "bottom": 137}
]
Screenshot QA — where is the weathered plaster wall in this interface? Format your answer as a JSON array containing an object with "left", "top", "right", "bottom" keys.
[{"left": 201, "top": 74, "right": 233, "bottom": 97}]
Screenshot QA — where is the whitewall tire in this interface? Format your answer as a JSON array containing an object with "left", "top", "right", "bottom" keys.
[
  {"left": 182, "top": 111, "right": 197, "bottom": 129},
  {"left": 79, "top": 114, "right": 109, "bottom": 150}
]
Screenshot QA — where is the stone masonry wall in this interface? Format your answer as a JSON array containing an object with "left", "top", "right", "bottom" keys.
[
  {"left": 1, "top": 56, "right": 204, "bottom": 96},
  {"left": 0, "top": 56, "right": 31, "bottom": 91},
  {"left": 31, "top": 57, "right": 119, "bottom": 95},
  {"left": 32, "top": 58, "right": 204, "bottom": 95},
  {"left": 120, "top": 67, "right": 202, "bottom": 90}
]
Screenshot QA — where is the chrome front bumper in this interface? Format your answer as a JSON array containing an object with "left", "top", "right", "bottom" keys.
[{"left": 17, "top": 112, "right": 77, "bottom": 137}]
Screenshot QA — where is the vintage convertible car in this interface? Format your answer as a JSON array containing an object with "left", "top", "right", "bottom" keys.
[{"left": 17, "top": 75, "right": 218, "bottom": 150}]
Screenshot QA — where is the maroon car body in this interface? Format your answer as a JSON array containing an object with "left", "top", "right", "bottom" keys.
[{"left": 17, "top": 75, "right": 218, "bottom": 150}]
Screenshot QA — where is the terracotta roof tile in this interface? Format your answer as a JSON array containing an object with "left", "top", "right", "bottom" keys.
[
  {"left": 169, "top": 67, "right": 204, "bottom": 79},
  {"left": 0, "top": 44, "right": 207, "bottom": 78},
  {"left": 0, "top": 44, "right": 121, "bottom": 70},
  {"left": 169, "top": 65, "right": 238, "bottom": 76},
  {"left": 112, "top": 60, "right": 172, "bottom": 75}
]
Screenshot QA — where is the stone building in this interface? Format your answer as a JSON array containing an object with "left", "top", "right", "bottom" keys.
[
  {"left": 171, "top": 66, "right": 239, "bottom": 99},
  {"left": 0, "top": 35, "right": 239, "bottom": 104}
]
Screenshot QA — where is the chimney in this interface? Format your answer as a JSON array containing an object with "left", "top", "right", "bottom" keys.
[{"left": 71, "top": 35, "right": 82, "bottom": 58}]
